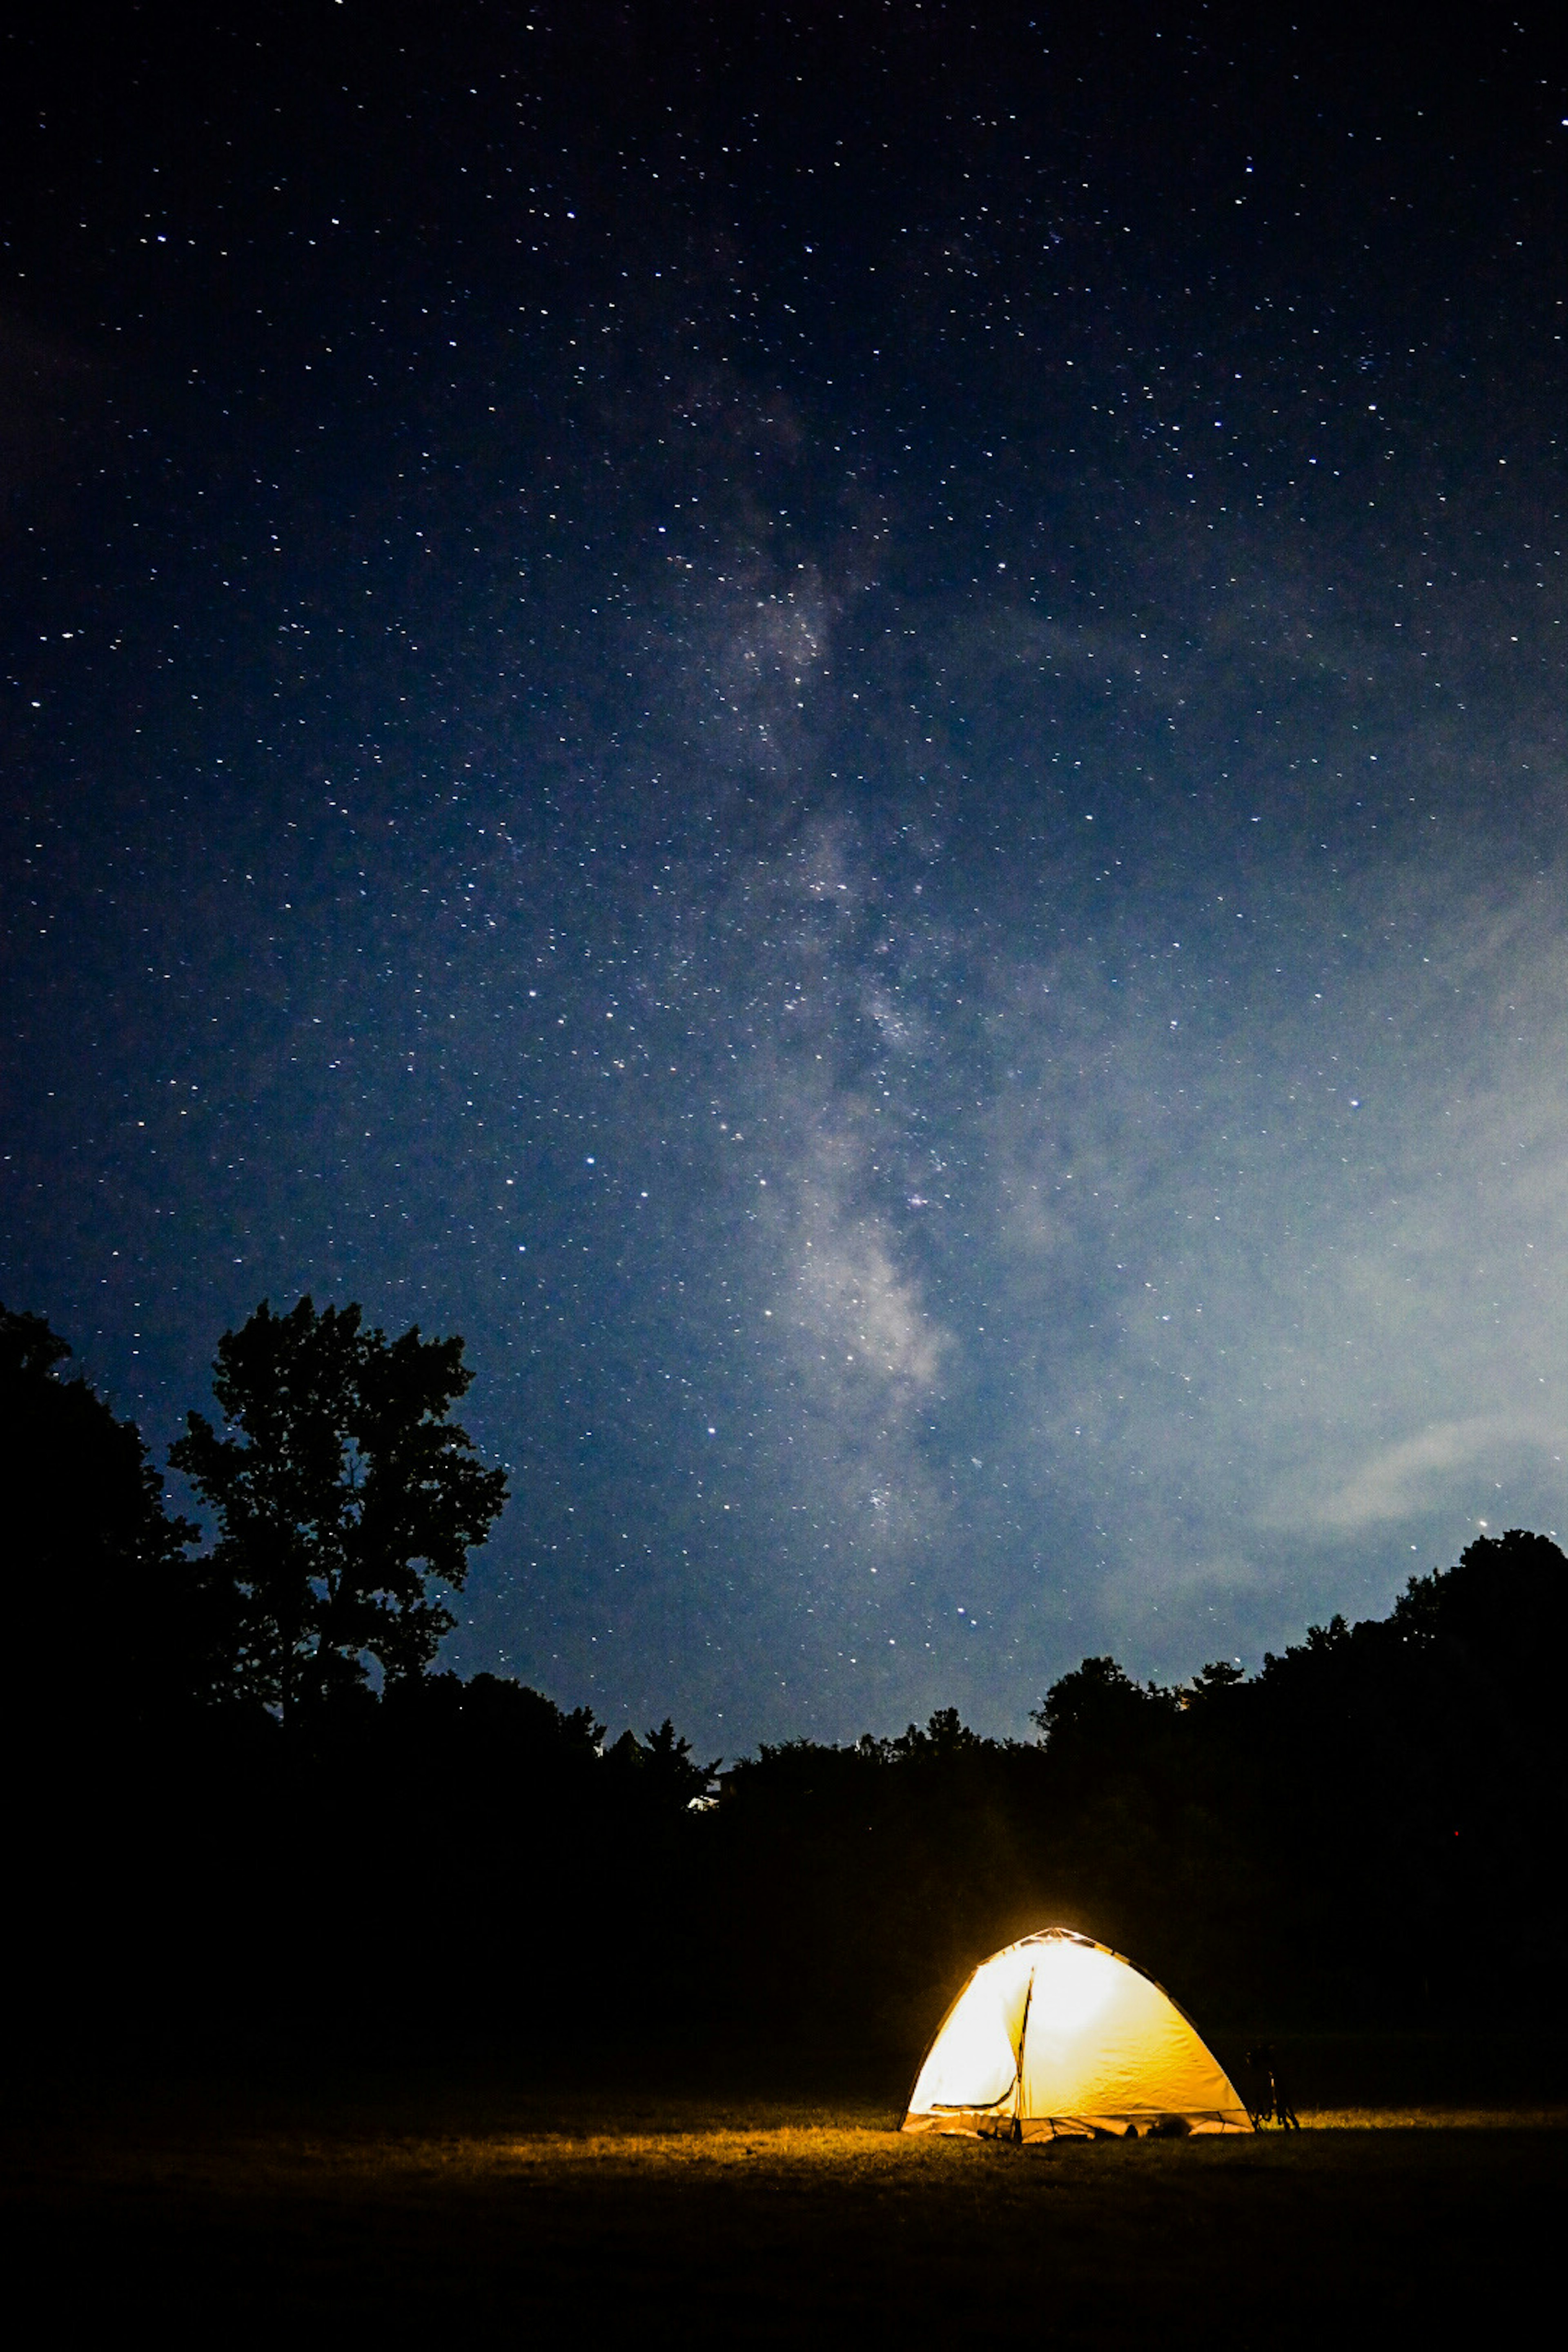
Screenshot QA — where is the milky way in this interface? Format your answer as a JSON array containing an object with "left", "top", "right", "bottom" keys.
[{"left": 2, "top": 9, "right": 1563, "bottom": 1746}]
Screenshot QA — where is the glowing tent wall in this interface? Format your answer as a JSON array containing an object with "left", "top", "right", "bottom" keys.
[{"left": 902, "top": 1928, "right": 1251, "bottom": 2141}]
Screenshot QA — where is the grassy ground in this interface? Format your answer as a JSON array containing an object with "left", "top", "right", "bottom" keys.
[{"left": 7, "top": 2056, "right": 1566, "bottom": 2341}]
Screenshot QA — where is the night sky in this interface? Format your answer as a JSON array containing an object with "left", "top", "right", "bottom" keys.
[{"left": 3, "top": 5, "right": 1563, "bottom": 1751}]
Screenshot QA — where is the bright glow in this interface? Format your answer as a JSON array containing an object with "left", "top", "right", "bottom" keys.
[{"left": 1026, "top": 1936, "right": 1120, "bottom": 2038}]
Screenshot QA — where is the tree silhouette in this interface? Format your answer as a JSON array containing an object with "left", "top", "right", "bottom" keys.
[
  {"left": 1, "top": 1303, "right": 223, "bottom": 1730},
  {"left": 1031, "top": 1653, "right": 1180, "bottom": 1784},
  {"left": 170, "top": 1298, "right": 507, "bottom": 1718},
  {"left": 605, "top": 1717, "right": 723, "bottom": 1813}
]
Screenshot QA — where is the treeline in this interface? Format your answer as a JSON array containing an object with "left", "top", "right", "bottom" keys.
[
  {"left": 5, "top": 1301, "right": 1566, "bottom": 2055},
  {"left": 715, "top": 1543, "right": 1568, "bottom": 2042}
]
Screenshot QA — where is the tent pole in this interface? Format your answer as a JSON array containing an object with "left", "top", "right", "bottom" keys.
[{"left": 1011, "top": 1969, "right": 1035, "bottom": 2144}]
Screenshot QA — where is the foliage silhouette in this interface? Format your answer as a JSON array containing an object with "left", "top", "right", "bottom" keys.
[
  {"left": 170, "top": 1297, "right": 507, "bottom": 1718},
  {"left": 1, "top": 1303, "right": 227, "bottom": 1728},
  {"left": 1029, "top": 1654, "right": 1181, "bottom": 1788},
  {"left": 604, "top": 1717, "right": 723, "bottom": 1815}
]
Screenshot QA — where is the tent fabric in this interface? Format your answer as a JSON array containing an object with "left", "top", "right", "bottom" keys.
[{"left": 902, "top": 1928, "right": 1251, "bottom": 2141}]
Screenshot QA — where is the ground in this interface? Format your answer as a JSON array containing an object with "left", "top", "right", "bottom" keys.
[{"left": 7, "top": 2051, "right": 1564, "bottom": 2340}]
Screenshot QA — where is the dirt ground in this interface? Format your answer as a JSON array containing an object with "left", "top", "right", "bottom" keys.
[{"left": 6, "top": 2060, "right": 1565, "bottom": 2341}]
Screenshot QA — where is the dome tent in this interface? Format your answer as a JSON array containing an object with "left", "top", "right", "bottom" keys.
[{"left": 902, "top": 1928, "right": 1251, "bottom": 2142}]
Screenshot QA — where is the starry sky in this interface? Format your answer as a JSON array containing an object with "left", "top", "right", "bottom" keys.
[{"left": 2, "top": 4, "right": 1564, "bottom": 1750}]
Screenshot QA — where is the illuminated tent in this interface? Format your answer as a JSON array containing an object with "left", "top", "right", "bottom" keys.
[{"left": 902, "top": 1927, "right": 1251, "bottom": 2142}]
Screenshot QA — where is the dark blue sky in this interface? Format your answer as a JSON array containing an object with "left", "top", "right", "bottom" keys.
[{"left": 3, "top": 4, "right": 1563, "bottom": 1749}]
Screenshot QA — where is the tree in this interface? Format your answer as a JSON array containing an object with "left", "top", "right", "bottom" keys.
[
  {"left": 1031, "top": 1653, "right": 1180, "bottom": 1774},
  {"left": 604, "top": 1718, "right": 722, "bottom": 1814},
  {"left": 170, "top": 1298, "right": 507, "bottom": 1718},
  {"left": 0, "top": 1304, "right": 222, "bottom": 1732}
]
